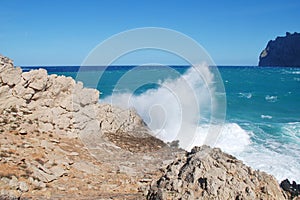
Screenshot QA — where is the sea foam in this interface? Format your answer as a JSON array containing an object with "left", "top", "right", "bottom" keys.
[
  {"left": 103, "top": 64, "right": 225, "bottom": 149},
  {"left": 102, "top": 65, "right": 300, "bottom": 183}
]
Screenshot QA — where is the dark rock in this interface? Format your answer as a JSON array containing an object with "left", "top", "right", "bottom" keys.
[
  {"left": 198, "top": 177, "right": 207, "bottom": 190},
  {"left": 259, "top": 32, "right": 300, "bottom": 67},
  {"left": 280, "top": 179, "right": 300, "bottom": 198}
]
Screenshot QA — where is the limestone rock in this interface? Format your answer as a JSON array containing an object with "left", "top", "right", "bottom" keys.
[
  {"left": 73, "top": 82, "right": 99, "bottom": 106},
  {"left": 22, "top": 69, "right": 48, "bottom": 91},
  {"left": 18, "top": 181, "right": 29, "bottom": 192},
  {"left": 0, "top": 67, "right": 22, "bottom": 86},
  {"left": 8, "top": 176, "right": 18, "bottom": 189},
  {"left": 0, "top": 55, "right": 14, "bottom": 72},
  {"left": 97, "top": 103, "right": 149, "bottom": 137},
  {"left": 72, "top": 161, "right": 100, "bottom": 175},
  {"left": 147, "top": 145, "right": 286, "bottom": 200}
]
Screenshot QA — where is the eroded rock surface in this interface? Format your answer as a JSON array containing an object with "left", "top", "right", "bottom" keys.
[
  {"left": 147, "top": 146, "right": 287, "bottom": 200},
  {"left": 0, "top": 54, "right": 179, "bottom": 199}
]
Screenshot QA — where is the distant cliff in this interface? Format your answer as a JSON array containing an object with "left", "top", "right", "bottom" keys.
[{"left": 259, "top": 32, "right": 300, "bottom": 67}]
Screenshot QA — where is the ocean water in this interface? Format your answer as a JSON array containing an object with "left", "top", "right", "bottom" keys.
[{"left": 22, "top": 65, "right": 300, "bottom": 182}]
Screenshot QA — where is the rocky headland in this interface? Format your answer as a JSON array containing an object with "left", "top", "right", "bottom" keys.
[
  {"left": 259, "top": 32, "right": 300, "bottom": 67},
  {"left": 0, "top": 54, "right": 298, "bottom": 199}
]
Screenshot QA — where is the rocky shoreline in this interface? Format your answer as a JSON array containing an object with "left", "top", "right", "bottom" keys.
[{"left": 0, "top": 54, "right": 299, "bottom": 199}]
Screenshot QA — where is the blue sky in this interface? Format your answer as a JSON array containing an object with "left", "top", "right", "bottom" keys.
[{"left": 1, "top": 0, "right": 299, "bottom": 66}]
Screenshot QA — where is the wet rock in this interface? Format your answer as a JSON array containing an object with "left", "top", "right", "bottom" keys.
[{"left": 280, "top": 179, "right": 300, "bottom": 199}]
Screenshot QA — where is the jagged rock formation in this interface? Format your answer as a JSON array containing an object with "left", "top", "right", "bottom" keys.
[
  {"left": 281, "top": 179, "right": 300, "bottom": 199},
  {"left": 0, "top": 54, "right": 149, "bottom": 139},
  {"left": 259, "top": 32, "right": 300, "bottom": 67},
  {"left": 0, "top": 54, "right": 180, "bottom": 199},
  {"left": 147, "top": 146, "right": 287, "bottom": 200}
]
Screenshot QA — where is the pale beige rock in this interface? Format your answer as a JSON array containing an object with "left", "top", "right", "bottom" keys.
[
  {"left": 51, "top": 107, "right": 67, "bottom": 117},
  {"left": 38, "top": 122, "right": 53, "bottom": 133},
  {"left": 50, "top": 165, "right": 67, "bottom": 177},
  {"left": 18, "top": 181, "right": 29, "bottom": 192},
  {"left": 97, "top": 103, "right": 149, "bottom": 137},
  {"left": 72, "top": 161, "right": 100, "bottom": 175},
  {"left": 53, "top": 114, "right": 71, "bottom": 130},
  {"left": 0, "top": 67, "right": 22, "bottom": 86},
  {"left": 40, "top": 140, "right": 55, "bottom": 150},
  {"left": 73, "top": 82, "right": 99, "bottom": 106},
  {"left": 8, "top": 176, "right": 18, "bottom": 189},
  {"left": 60, "top": 96, "right": 73, "bottom": 111},
  {"left": 22, "top": 69, "right": 48, "bottom": 91},
  {"left": 0, "top": 96, "right": 25, "bottom": 110},
  {"left": 0, "top": 85, "right": 11, "bottom": 98},
  {"left": 13, "top": 84, "right": 35, "bottom": 100},
  {"left": 37, "top": 108, "right": 53, "bottom": 123},
  {"left": 31, "top": 166, "right": 57, "bottom": 183},
  {"left": 147, "top": 146, "right": 286, "bottom": 200}
]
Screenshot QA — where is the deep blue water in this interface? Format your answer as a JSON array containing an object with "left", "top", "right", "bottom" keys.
[{"left": 21, "top": 65, "right": 300, "bottom": 182}]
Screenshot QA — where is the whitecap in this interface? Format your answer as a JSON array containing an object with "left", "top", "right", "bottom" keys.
[
  {"left": 238, "top": 92, "right": 252, "bottom": 99},
  {"left": 265, "top": 95, "right": 278, "bottom": 102},
  {"left": 282, "top": 70, "right": 300, "bottom": 75},
  {"left": 239, "top": 142, "right": 300, "bottom": 183},
  {"left": 261, "top": 115, "right": 273, "bottom": 119},
  {"left": 103, "top": 64, "right": 224, "bottom": 149}
]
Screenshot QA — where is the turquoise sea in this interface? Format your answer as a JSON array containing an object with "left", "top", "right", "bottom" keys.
[{"left": 22, "top": 65, "right": 300, "bottom": 182}]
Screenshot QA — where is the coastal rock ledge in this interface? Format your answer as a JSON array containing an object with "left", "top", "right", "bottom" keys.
[
  {"left": 147, "top": 145, "right": 288, "bottom": 200},
  {"left": 0, "top": 54, "right": 298, "bottom": 199},
  {"left": 259, "top": 32, "right": 300, "bottom": 67}
]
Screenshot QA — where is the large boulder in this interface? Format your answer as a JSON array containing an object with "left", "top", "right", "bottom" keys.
[{"left": 147, "top": 145, "right": 287, "bottom": 200}]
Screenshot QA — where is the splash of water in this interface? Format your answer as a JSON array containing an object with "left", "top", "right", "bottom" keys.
[{"left": 103, "top": 64, "right": 229, "bottom": 149}]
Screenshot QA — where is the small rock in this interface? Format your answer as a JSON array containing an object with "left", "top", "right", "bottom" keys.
[
  {"left": 23, "top": 143, "right": 33, "bottom": 148},
  {"left": 69, "top": 152, "right": 79, "bottom": 156},
  {"left": 1, "top": 177, "right": 10, "bottom": 184},
  {"left": 140, "top": 178, "right": 152, "bottom": 183},
  {"left": 50, "top": 165, "right": 67, "bottom": 177},
  {"left": 19, "top": 129, "right": 27, "bottom": 135},
  {"left": 57, "top": 186, "right": 66, "bottom": 191},
  {"left": 49, "top": 138, "right": 60, "bottom": 143},
  {"left": 31, "top": 178, "right": 46, "bottom": 189},
  {"left": 9, "top": 176, "right": 18, "bottom": 189},
  {"left": 70, "top": 187, "right": 78, "bottom": 191},
  {"left": 19, "top": 181, "right": 29, "bottom": 192},
  {"left": 32, "top": 166, "right": 57, "bottom": 183}
]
